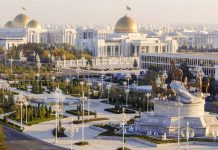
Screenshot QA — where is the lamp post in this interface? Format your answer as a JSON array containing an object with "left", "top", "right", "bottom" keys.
[
  {"left": 9, "top": 57, "right": 14, "bottom": 74},
  {"left": 146, "top": 92, "right": 151, "bottom": 112},
  {"left": 80, "top": 81, "right": 84, "bottom": 96},
  {"left": 120, "top": 107, "right": 128, "bottom": 150},
  {"left": 76, "top": 67, "right": 81, "bottom": 80},
  {"left": 51, "top": 75, "right": 56, "bottom": 91},
  {"left": 181, "top": 121, "right": 195, "bottom": 150},
  {"left": 106, "top": 83, "right": 112, "bottom": 104},
  {"left": 98, "top": 82, "right": 102, "bottom": 99},
  {"left": 176, "top": 97, "right": 183, "bottom": 150},
  {"left": 101, "top": 70, "right": 105, "bottom": 92},
  {"left": 80, "top": 91, "right": 87, "bottom": 141},
  {"left": 125, "top": 89, "right": 130, "bottom": 108},
  {"left": 53, "top": 87, "right": 62, "bottom": 144},
  {"left": 14, "top": 93, "right": 27, "bottom": 129},
  {"left": 47, "top": 52, "right": 51, "bottom": 64},
  {"left": 0, "top": 81, "right": 9, "bottom": 103},
  {"left": 135, "top": 72, "right": 139, "bottom": 90},
  {"left": 65, "top": 78, "right": 70, "bottom": 94},
  {"left": 36, "top": 73, "right": 40, "bottom": 93},
  {"left": 33, "top": 51, "right": 36, "bottom": 62},
  {"left": 24, "top": 101, "right": 29, "bottom": 124},
  {"left": 86, "top": 81, "right": 92, "bottom": 119},
  {"left": 68, "top": 117, "right": 79, "bottom": 150}
]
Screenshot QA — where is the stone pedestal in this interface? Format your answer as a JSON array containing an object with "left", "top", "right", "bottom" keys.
[{"left": 135, "top": 99, "right": 218, "bottom": 137}]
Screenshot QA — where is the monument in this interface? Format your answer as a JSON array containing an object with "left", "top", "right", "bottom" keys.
[{"left": 135, "top": 61, "right": 218, "bottom": 137}]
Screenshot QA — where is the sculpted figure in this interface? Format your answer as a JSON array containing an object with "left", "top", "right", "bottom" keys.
[{"left": 170, "top": 60, "right": 183, "bottom": 82}]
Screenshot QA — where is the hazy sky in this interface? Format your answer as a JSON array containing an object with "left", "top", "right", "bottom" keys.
[{"left": 1, "top": 0, "right": 218, "bottom": 25}]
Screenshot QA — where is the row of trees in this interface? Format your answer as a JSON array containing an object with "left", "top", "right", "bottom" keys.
[
  {"left": 5, "top": 43, "right": 92, "bottom": 62},
  {"left": 10, "top": 104, "right": 53, "bottom": 123},
  {"left": 0, "top": 126, "right": 6, "bottom": 150}
]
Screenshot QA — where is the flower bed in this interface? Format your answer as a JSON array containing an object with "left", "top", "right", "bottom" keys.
[
  {"left": 66, "top": 110, "right": 96, "bottom": 116},
  {"left": 74, "top": 141, "right": 89, "bottom": 146},
  {"left": 73, "top": 118, "right": 109, "bottom": 124},
  {"left": 104, "top": 108, "right": 135, "bottom": 114}
]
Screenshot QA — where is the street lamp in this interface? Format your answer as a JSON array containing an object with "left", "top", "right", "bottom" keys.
[
  {"left": 120, "top": 107, "right": 128, "bottom": 150},
  {"left": 65, "top": 78, "right": 70, "bottom": 94},
  {"left": 125, "top": 89, "right": 130, "bottom": 108},
  {"left": 14, "top": 93, "right": 27, "bottom": 129},
  {"left": 80, "top": 91, "right": 87, "bottom": 141},
  {"left": 181, "top": 121, "right": 195, "bottom": 150},
  {"left": 176, "top": 97, "right": 183, "bottom": 150},
  {"left": 0, "top": 81, "right": 9, "bottom": 103},
  {"left": 53, "top": 87, "right": 62, "bottom": 144},
  {"left": 48, "top": 52, "right": 51, "bottom": 64},
  {"left": 135, "top": 72, "right": 139, "bottom": 90},
  {"left": 80, "top": 81, "right": 84, "bottom": 96},
  {"left": 24, "top": 101, "right": 29, "bottom": 124},
  {"left": 76, "top": 67, "right": 81, "bottom": 80},
  {"left": 146, "top": 92, "right": 151, "bottom": 111},
  {"left": 67, "top": 117, "right": 79, "bottom": 150},
  {"left": 98, "top": 82, "right": 102, "bottom": 99},
  {"left": 36, "top": 73, "right": 40, "bottom": 93},
  {"left": 86, "top": 81, "right": 92, "bottom": 119},
  {"left": 106, "top": 83, "right": 112, "bottom": 103},
  {"left": 101, "top": 70, "right": 105, "bottom": 92},
  {"left": 51, "top": 75, "right": 56, "bottom": 91},
  {"left": 8, "top": 57, "right": 13, "bottom": 74}
]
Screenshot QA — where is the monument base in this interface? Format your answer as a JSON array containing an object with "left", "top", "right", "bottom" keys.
[{"left": 135, "top": 100, "right": 218, "bottom": 137}]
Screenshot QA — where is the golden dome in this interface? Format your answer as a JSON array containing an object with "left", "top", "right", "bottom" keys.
[
  {"left": 114, "top": 15, "right": 137, "bottom": 33},
  {"left": 4, "top": 21, "right": 15, "bottom": 28},
  {"left": 27, "top": 20, "right": 41, "bottom": 29},
  {"left": 13, "top": 14, "right": 30, "bottom": 28}
]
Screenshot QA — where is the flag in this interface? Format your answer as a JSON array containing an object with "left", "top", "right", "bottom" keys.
[
  {"left": 126, "top": 5, "right": 131, "bottom": 11},
  {"left": 22, "top": 7, "right": 26, "bottom": 11}
]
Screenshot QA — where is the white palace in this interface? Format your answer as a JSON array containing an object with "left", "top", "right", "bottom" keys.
[
  {"left": 0, "top": 14, "right": 76, "bottom": 50},
  {"left": 76, "top": 15, "right": 178, "bottom": 57},
  {"left": 0, "top": 13, "right": 178, "bottom": 59}
]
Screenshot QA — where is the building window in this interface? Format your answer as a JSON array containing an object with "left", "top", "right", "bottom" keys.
[
  {"left": 107, "top": 46, "right": 111, "bottom": 56},
  {"left": 115, "top": 46, "right": 119, "bottom": 56},
  {"left": 155, "top": 46, "right": 159, "bottom": 53}
]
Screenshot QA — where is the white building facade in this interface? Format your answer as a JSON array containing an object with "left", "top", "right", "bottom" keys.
[{"left": 140, "top": 52, "right": 218, "bottom": 81}]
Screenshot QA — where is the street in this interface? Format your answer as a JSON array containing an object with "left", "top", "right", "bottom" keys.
[{"left": 3, "top": 126, "right": 68, "bottom": 150}]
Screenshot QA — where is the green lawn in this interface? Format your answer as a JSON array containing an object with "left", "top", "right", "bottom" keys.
[{"left": 26, "top": 116, "right": 56, "bottom": 126}]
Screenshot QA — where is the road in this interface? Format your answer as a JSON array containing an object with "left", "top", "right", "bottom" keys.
[{"left": 3, "top": 126, "right": 68, "bottom": 150}]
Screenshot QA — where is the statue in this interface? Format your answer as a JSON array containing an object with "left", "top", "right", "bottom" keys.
[
  {"left": 163, "top": 87, "right": 177, "bottom": 101},
  {"left": 203, "top": 76, "right": 212, "bottom": 95},
  {"left": 170, "top": 60, "right": 183, "bottom": 81}
]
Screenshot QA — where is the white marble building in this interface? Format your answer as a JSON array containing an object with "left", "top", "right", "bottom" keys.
[
  {"left": 75, "top": 15, "right": 178, "bottom": 57},
  {"left": 139, "top": 52, "right": 218, "bottom": 80},
  {"left": 0, "top": 13, "right": 76, "bottom": 50}
]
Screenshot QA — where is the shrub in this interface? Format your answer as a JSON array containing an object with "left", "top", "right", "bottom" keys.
[
  {"left": 117, "top": 147, "right": 131, "bottom": 150},
  {"left": 52, "top": 127, "right": 67, "bottom": 137},
  {"left": 74, "top": 141, "right": 89, "bottom": 146},
  {"left": 104, "top": 108, "right": 135, "bottom": 114}
]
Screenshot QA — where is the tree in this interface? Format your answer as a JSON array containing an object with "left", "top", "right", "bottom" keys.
[
  {"left": 0, "top": 125, "right": 6, "bottom": 150},
  {"left": 133, "top": 59, "right": 138, "bottom": 68},
  {"left": 3, "top": 116, "right": 8, "bottom": 124}
]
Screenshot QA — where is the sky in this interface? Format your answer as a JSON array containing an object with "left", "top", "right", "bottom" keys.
[{"left": 1, "top": 0, "right": 218, "bottom": 25}]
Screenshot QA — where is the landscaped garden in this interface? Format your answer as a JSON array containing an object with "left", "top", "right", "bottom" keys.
[
  {"left": 8, "top": 104, "right": 55, "bottom": 126},
  {"left": 72, "top": 118, "right": 109, "bottom": 124},
  {"left": 66, "top": 109, "right": 96, "bottom": 116}
]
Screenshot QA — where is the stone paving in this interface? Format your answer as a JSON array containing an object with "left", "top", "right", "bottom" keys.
[{"left": 3, "top": 84, "right": 218, "bottom": 149}]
